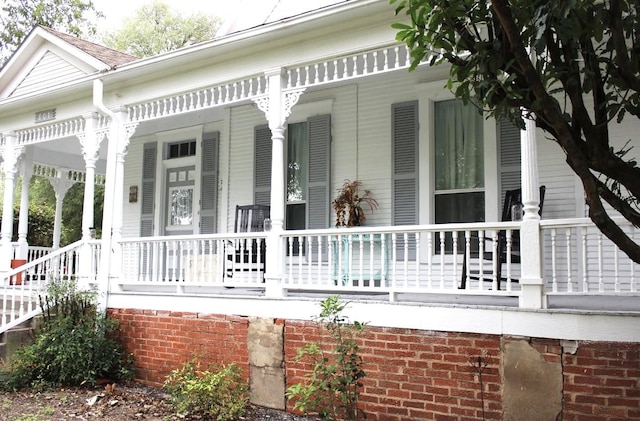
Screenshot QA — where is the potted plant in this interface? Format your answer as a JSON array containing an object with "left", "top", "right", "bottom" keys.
[{"left": 332, "top": 179, "right": 378, "bottom": 227}]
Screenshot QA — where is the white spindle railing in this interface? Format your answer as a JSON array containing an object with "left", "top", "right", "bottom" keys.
[
  {"left": 127, "top": 74, "right": 268, "bottom": 123},
  {"left": 280, "top": 223, "right": 521, "bottom": 301},
  {"left": 0, "top": 240, "right": 101, "bottom": 333},
  {"left": 541, "top": 218, "right": 640, "bottom": 294},
  {"left": 112, "top": 219, "right": 640, "bottom": 304},
  {"left": 119, "top": 232, "right": 268, "bottom": 292},
  {"left": 16, "top": 118, "right": 85, "bottom": 145},
  {"left": 285, "top": 44, "right": 423, "bottom": 90}
]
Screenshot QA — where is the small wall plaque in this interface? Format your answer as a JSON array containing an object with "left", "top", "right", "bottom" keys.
[
  {"left": 129, "top": 186, "right": 138, "bottom": 203},
  {"left": 34, "top": 108, "right": 56, "bottom": 123}
]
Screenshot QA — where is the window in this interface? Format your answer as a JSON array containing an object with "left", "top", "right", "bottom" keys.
[
  {"left": 286, "top": 122, "right": 308, "bottom": 231},
  {"left": 434, "top": 99, "right": 485, "bottom": 224},
  {"left": 167, "top": 140, "right": 197, "bottom": 159}
]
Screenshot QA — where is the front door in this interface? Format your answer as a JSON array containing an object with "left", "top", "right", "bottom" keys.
[{"left": 164, "top": 166, "right": 196, "bottom": 236}]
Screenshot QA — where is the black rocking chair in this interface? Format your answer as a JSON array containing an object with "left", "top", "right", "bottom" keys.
[
  {"left": 460, "top": 186, "right": 545, "bottom": 290},
  {"left": 225, "top": 204, "right": 270, "bottom": 280}
]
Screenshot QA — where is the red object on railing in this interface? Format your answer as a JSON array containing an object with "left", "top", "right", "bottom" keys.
[{"left": 10, "top": 259, "right": 27, "bottom": 285}]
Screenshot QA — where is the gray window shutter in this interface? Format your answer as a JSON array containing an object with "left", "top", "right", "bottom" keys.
[
  {"left": 392, "top": 101, "right": 418, "bottom": 226},
  {"left": 254, "top": 125, "right": 272, "bottom": 206},
  {"left": 140, "top": 142, "right": 157, "bottom": 237},
  {"left": 201, "top": 132, "right": 219, "bottom": 234},
  {"left": 307, "top": 114, "right": 331, "bottom": 229},
  {"left": 497, "top": 118, "right": 521, "bottom": 205}
]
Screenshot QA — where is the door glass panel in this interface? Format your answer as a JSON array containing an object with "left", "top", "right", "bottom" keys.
[{"left": 169, "top": 187, "right": 194, "bottom": 226}]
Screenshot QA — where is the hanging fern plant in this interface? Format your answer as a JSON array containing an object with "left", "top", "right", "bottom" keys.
[{"left": 332, "top": 179, "right": 378, "bottom": 227}]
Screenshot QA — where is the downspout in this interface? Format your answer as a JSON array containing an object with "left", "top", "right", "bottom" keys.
[{"left": 93, "top": 79, "right": 119, "bottom": 310}]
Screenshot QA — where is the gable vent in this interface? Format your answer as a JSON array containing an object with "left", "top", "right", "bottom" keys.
[{"left": 35, "top": 109, "right": 56, "bottom": 123}]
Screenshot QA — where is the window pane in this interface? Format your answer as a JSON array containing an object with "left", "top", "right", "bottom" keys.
[
  {"left": 435, "top": 100, "right": 484, "bottom": 190},
  {"left": 287, "top": 122, "right": 308, "bottom": 202},
  {"left": 169, "top": 188, "right": 193, "bottom": 226},
  {"left": 286, "top": 203, "right": 306, "bottom": 255},
  {"left": 435, "top": 192, "right": 485, "bottom": 253},
  {"left": 435, "top": 192, "right": 485, "bottom": 224}
]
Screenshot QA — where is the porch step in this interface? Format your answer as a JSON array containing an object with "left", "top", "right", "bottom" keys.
[{"left": 0, "top": 318, "right": 37, "bottom": 361}]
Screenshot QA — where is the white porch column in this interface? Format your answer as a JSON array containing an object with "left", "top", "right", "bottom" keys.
[
  {"left": 78, "top": 113, "right": 104, "bottom": 241},
  {"left": 95, "top": 98, "right": 136, "bottom": 308},
  {"left": 519, "top": 114, "right": 545, "bottom": 309},
  {"left": 253, "top": 68, "right": 305, "bottom": 297},
  {"left": 0, "top": 133, "right": 24, "bottom": 273},
  {"left": 48, "top": 169, "right": 75, "bottom": 250},
  {"left": 16, "top": 147, "right": 33, "bottom": 260},
  {"left": 110, "top": 109, "right": 137, "bottom": 280},
  {"left": 112, "top": 109, "right": 136, "bottom": 243}
]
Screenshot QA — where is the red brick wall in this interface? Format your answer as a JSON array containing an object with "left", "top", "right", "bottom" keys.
[
  {"left": 109, "top": 310, "right": 640, "bottom": 420},
  {"left": 109, "top": 309, "right": 249, "bottom": 386},
  {"left": 563, "top": 342, "right": 640, "bottom": 421},
  {"left": 285, "top": 320, "right": 502, "bottom": 421}
]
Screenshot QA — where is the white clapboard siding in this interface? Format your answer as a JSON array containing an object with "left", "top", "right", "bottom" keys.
[
  {"left": 122, "top": 140, "right": 145, "bottom": 238},
  {"left": 228, "top": 105, "right": 264, "bottom": 232},
  {"left": 11, "top": 51, "right": 86, "bottom": 98}
]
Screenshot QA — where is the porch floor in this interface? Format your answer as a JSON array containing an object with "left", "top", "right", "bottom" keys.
[{"left": 111, "top": 284, "right": 640, "bottom": 313}]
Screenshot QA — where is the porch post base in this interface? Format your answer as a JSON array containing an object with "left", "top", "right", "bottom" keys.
[
  {"left": 264, "top": 274, "right": 284, "bottom": 298},
  {"left": 519, "top": 278, "right": 547, "bottom": 309}
]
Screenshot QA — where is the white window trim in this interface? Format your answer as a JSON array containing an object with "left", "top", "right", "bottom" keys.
[{"left": 417, "top": 82, "right": 499, "bottom": 225}]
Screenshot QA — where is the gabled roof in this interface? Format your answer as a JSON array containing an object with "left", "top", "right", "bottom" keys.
[
  {"left": 39, "top": 26, "right": 136, "bottom": 68},
  {"left": 0, "top": 25, "right": 137, "bottom": 100}
]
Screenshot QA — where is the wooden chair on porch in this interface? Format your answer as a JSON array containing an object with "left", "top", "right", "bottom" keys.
[
  {"left": 225, "top": 204, "right": 270, "bottom": 280},
  {"left": 460, "top": 186, "right": 546, "bottom": 290}
]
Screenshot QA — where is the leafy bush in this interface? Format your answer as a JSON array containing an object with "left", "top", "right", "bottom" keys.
[
  {"left": 164, "top": 359, "right": 248, "bottom": 420},
  {"left": 0, "top": 278, "right": 133, "bottom": 391},
  {"left": 286, "top": 295, "right": 367, "bottom": 420}
]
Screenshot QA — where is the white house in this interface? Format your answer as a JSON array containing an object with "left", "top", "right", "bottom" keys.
[{"left": 1, "top": 1, "right": 639, "bottom": 419}]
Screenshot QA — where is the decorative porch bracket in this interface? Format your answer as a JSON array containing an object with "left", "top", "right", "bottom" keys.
[
  {"left": 48, "top": 169, "right": 75, "bottom": 250},
  {"left": 519, "top": 113, "right": 545, "bottom": 309},
  {"left": 253, "top": 67, "right": 306, "bottom": 298}
]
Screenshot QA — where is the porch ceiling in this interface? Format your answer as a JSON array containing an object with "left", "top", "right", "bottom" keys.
[{"left": 33, "top": 137, "right": 107, "bottom": 174}]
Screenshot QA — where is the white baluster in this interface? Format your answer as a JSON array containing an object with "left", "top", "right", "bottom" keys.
[
  {"left": 439, "top": 231, "right": 445, "bottom": 289},
  {"left": 551, "top": 228, "right": 558, "bottom": 293},
  {"left": 566, "top": 228, "right": 573, "bottom": 292},
  {"left": 581, "top": 227, "right": 588, "bottom": 292},
  {"left": 415, "top": 232, "right": 420, "bottom": 289}
]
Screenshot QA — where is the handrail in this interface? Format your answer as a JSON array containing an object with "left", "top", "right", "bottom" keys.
[{"left": 0, "top": 239, "right": 100, "bottom": 335}]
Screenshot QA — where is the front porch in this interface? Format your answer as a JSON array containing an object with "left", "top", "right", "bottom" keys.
[{"left": 3, "top": 216, "right": 639, "bottom": 333}]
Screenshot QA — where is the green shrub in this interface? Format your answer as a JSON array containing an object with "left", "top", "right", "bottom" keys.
[
  {"left": 0, "top": 278, "right": 133, "bottom": 391},
  {"left": 164, "top": 359, "right": 248, "bottom": 420},
  {"left": 286, "top": 295, "right": 367, "bottom": 421}
]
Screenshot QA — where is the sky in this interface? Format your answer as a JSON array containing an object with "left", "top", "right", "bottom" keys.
[{"left": 91, "top": 0, "right": 237, "bottom": 32}]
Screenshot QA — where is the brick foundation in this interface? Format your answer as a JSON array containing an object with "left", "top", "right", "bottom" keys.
[{"left": 109, "top": 309, "right": 640, "bottom": 420}]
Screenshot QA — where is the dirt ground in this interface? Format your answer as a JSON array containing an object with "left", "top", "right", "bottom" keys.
[{"left": 0, "top": 383, "right": 317, "bottom": 420}]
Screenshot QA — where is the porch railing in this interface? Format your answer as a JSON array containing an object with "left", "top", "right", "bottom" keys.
[
  {"left": 0, "top": 240, "right": 101, "bottom": 334},
  {"left": 119, "top": 232, "right": 268, "bottom": 292},
  {"left": 10, "top": 243, "right": 53, "bottom": 261},
  {"left": 115, "top": 218, "right": 640, "bottom": 304},
  {"left": 541, "top": 217, "right": 639, "bottom": 294}
]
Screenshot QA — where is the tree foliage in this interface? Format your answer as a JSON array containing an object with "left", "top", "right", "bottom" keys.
[
  {"left": 392, "top": 0, "right": 640, "bottom": 263},
  {"left": 0, "top": 0, "right": 101, "bottom": 64},
  {"left": 102, "top": 0, "right": 220, "bottom": 58}
]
